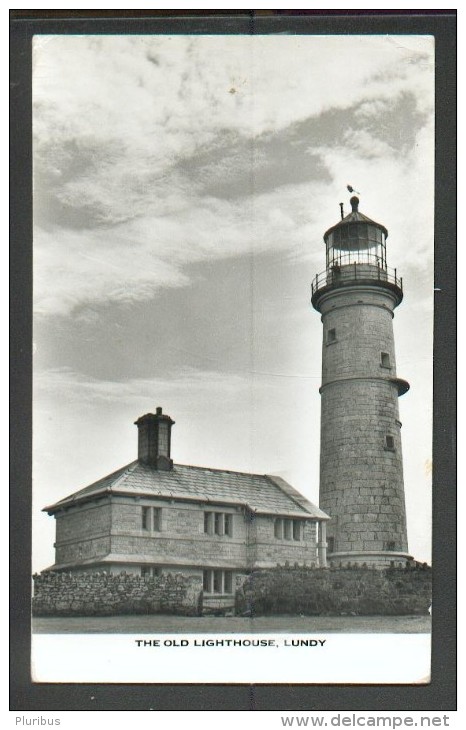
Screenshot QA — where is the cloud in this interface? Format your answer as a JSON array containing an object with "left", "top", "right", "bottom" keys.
[{"left": 33, "top": 34, "right": 434, "bottom": 317}]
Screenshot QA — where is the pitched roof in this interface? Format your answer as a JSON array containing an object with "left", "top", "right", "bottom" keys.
[{"left": 44, "top": 461, "right": 329, "bottom": 520}]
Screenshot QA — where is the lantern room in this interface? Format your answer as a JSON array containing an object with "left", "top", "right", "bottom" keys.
[
  {"left": 311, "top": 195, "right": 403, "bottom": 309},
  {"left": 324, "top": 196, "right": 388, "bottom": 270}
]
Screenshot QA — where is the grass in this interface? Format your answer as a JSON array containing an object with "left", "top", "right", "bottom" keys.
[{"left": 32, "top": 613, "right": 431, "bottom": 634}]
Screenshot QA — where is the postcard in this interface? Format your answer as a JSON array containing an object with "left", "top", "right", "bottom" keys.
[{"left": 29, "top": 31, "right": 434, "bottom": 686}]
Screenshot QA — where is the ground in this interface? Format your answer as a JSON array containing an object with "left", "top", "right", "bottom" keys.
[{"left": 32, "top": 614, "right": 431, "bottom": 634}]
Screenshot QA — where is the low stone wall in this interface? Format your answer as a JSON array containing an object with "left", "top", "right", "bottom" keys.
[
  {"left": 235, "top": 564, "right": 432, "bottom": 616},
  {"left": 32, "top": 571, "right": 203, "bottom": 617}
]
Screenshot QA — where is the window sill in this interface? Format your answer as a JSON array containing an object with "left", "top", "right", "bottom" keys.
[{"left": 203, "top": 592, "right": 234, "bottom": 596}]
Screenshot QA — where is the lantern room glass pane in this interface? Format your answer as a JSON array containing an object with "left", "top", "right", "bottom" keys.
[{"left": 326, "top": 223, "right": 387, "bottom": 270}]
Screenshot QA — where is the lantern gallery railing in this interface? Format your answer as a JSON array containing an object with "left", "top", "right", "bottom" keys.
[{"left": 311, "top": 261, "right": 403, "bottom": 298}]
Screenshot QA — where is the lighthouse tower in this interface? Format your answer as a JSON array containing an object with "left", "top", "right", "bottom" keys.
[{"left": 311, "top": 195, "right": 412, "bottom": 568}]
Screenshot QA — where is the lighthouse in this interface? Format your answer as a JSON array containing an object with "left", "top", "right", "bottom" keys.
[{"left": 311, "top": 195, "right": 412, "bottom": 568}]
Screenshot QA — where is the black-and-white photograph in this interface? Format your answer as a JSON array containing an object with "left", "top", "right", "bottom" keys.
[{"left": 30, "top": 31, "right": 435, "bottom": 685}]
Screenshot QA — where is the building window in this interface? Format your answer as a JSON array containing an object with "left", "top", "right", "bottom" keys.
[
  {"left": 385, "top": 435, "right": 395, "bottom": 451},
  {"left": 141, "top": 566, "right": 160, "bottom": 579},
  {"left": 204, "top": 511, "right": 233, "bottom": 537},
  {"left": 284, "top": 520, "right": 293, "bottom": 540},
  {"left": 142, "top": 506, "right": 161, "bottom": 531},
  {"left": 327, "top": 328, "right": 337, "bottom": 344},
  {"left": 386, "top": 541, "right": 396, "bottom": 551},
  {"left": 213, "top": 569, "right": 222, "bottom": 593},
  {"left": 274, "top": 518, "right": 303, "bottom": 541},
  {"left": 327, "top": 536, "right": 335, "bottom": 554},
  {"left": 224, "top": 513, "right": 233, "bottom": 536},
  {"left": 381, "top": 352, "right": 391, "bottom": 368},
  {"left": 224, "top": 571, "right": 233, "bottom": 593},
  {"left": 203, "top": 569, "right": 234, "bottom": 594},
  {"left": 142, "top": 506, "right": 150, "bottom": 530}
]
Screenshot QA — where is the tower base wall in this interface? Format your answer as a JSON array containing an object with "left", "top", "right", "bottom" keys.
[{"left": 328, "top": 551, "right": 413, "bottom": 569}]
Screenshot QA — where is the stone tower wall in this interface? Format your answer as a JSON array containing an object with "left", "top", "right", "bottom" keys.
[
  {"left": 317, "top": 284, "right": 409, "bottom": 561},
  {"left": 319, "top": 288, "right": 398, "bottom": 384}
]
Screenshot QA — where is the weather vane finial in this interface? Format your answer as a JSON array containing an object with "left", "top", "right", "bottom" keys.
[{"left": 347, "top": 184, "right": 361, "bottom": 195}]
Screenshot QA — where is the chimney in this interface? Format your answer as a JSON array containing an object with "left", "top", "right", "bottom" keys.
[{"left": 134, "top": 407, "right": 175, "bottom": 470}]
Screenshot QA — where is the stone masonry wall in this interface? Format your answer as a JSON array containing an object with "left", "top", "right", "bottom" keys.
[
  {"left": 32, "top": 570, "right": 203, "bottom": 617},
  {"left": 55, "top": 501, "right": 112, "bottom": 565},
  {"left": 111, "top": 499, "right": 248, "bottom": 568},
  {"left": 235, "top": 564, "right": 432, "bottom": 616},
  {"left": 320, "top": 379, "right": 408, "bottom": 553},
  {"left": 318, "top": 286, "right": 409, "bottom": 555},
  {"left": 251, "top": 516, "right": 318, "bottom": 568},
  {"left": 52, "top": 496, "right": 321, "bottom": 572}
]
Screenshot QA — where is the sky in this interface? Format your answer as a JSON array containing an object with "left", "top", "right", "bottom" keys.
[{"left": 32, "top": 34, "right": 435, "bottom": 572}]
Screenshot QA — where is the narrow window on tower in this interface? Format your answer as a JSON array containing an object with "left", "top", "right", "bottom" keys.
[
  {"left": 381, "top": 352, "right": 391, "bottom": 368},
  {"left": 327, "top": 328, "right": 337, "bottom": 345},
  {"left": 385, "top": 434, "right": 395, "bottom": 451},
  {"left": 327, "top": 536, "right": 335, "bottom": 554}
]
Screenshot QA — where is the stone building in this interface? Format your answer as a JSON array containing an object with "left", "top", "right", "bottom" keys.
[
  {"left": 311, "top": 196, "right": 412, "bottom": 568},
  {"left": 43, "top": 407, "right": 329, "bottom": 611}
]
